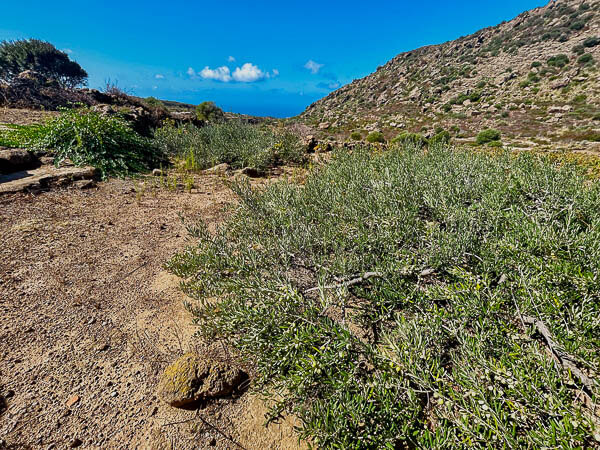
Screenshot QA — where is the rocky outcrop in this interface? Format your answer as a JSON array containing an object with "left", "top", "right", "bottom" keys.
[{"left": 0, "top": 148, "right": 40, "bottom": 174}]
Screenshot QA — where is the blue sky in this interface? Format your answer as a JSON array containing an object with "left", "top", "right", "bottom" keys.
[{"left": 1, "top": 0, "right": 546, "bottom": 117}]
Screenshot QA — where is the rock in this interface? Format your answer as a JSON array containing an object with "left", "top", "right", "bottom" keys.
[
  {"left": 241, "top": 167, "right": 263, "bottom": 178},
  {"left": 157, "top": 353, "right": 246, "bottom": 408},
  {"left": 0, "top": 149, "right": 39, "bottom": 173},
  {"left": 66, "top": 395, "right": 80, "bottom": 408},
  {"left": 551, "top": 78, "right": 570, "bottom": 90},
  {"left": 73, "top": 179, "right": 95, "bottom": 190},
  {"left": 302, "top": 135, "right": 318, "bottom": 153},
  {"left": 203, "top": 163, "right": 230, "bottom": 175},
  {"left": 318, "top": 122, "right": 330, "bottom": 130},
  {"left": 152, "top": 169, "right": 164, "bottom": 177},
  {"left": 70, "top": 438, "right": 83, "bottom": 448},
  {"left": 0, "top": 166, "right": 98, "bottom": 194}
]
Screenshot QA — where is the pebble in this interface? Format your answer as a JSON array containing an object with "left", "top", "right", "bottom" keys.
[
  {"left": 111, "top": 391, "right": 118, "bottom": 398},
  {"left": 66, "top": 395, "right": 80, "bottom": 408}
]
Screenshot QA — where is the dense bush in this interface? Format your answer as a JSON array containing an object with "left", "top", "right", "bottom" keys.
[
  {"left": 391, "top": 132, "right": 428, "bottom": 148},
  {"left": 169, "top": 145, "right": 600, "bottom": 448},
  {"left": 350, "top": 131, "right": 362, "bottom": 141},
  {"left": 153, "top": 121, "right": 305, "bottom": 171},
  {"left": 547, "top": 54, "right": 570, "bottom": 68},
  {"left": 573, "top": 44, "right": 585, "bottom": 55},
  {"left": 144, "top": 96, "right": 167, "bottom": 111},
  {"left": 27, "top": 108, "right": 162, "bottom": 178},
  {"left": 366, "top": 131, "right": 385, "bottom": 143},
  {"left": 0, "top": 39, "right": 87, "bottom": 87},
  {"left": 195, "top": 101, "right": 225, "bottom": 122},
  {"left": 429, "top": 130, "right": 451, "bottom": 146},
  {"left": 578, "top": 53, "right": 594, "bottom": 65},
  {"left": 476, "top": 128, "right": 501, "bottom": 145},
  {"left": 583, "top": 36, "right": 600, "bottom": 48},
  {"left": 569, "top": 20, "right": 585, "bottom": 31}
]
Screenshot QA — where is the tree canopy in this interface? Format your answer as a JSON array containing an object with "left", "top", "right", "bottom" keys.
[
  {"left": 196, "top": 101, "right": 225, "bottom": 122},
  {"left": 0, "top": 39, "right": 88, "bottom": 88}
]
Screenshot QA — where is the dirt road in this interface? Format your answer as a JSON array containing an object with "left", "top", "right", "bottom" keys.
[{"left": 0, "top": 177, "right": 301, "bottom": 449}]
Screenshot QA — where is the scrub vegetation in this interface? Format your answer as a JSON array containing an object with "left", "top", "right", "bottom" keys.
[{"left": 168, "top": 144, "right": 600, "bottom": 448}]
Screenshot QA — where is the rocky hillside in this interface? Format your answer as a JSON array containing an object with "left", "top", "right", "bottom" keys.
[{"left": 300, "top": 0, "right": 600, "bottom": 150}]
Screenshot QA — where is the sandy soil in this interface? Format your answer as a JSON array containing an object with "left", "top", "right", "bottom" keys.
[{"left": 0, "top": 176, "right": 303, "bottom": 449}]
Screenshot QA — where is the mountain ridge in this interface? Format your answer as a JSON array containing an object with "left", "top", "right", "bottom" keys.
[{"left": 299, "top": 0, "right": 600, "bottom": 151}]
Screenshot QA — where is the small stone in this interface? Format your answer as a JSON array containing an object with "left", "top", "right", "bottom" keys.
[
  {"left": 87, "top": 318, "right": 96, "bottom": 325},
  {"left": 70, "top": 438, "right": 83, "bottom": 448},
  {"left": 73, "top": 179, "right": 95, "bottom": 190},
  {"left": 96, "top": 343, "right": 109, "bottom": 352},
  {"left": 152, "top": 169, "right": 163, "bottom": 176},
  {"left": 110, "top": 391, "right": 118, "bottom": 398},
  {"left": 209, "top": 437, "right": 217, "bottom": 446},
  {"left": 65, "top": 395, "right": 80, "bottom": 408}
]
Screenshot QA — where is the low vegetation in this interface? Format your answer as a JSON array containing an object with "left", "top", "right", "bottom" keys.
[
  {"left": 476, "top": 128, "right": 501, "bottom": 145},
  {"left": 169, "top": 145, "right": 600, "bottom": 448},
  {"left": 26, "top": 108, "right": 163, "bottom": 178},
  {"left": 153, "top": 121, "right": 305, "bottom": 172},
  {"left": 391, "top": 131, "right": 428, "bottom": 147},
  {"left": 366, "top": 131, "right": 385, "bottom": 143}
]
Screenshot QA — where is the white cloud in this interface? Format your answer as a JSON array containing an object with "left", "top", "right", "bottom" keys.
[
  {"left": 228, "top": 56, "right": 236, "bottom": 62},
  {"left": 152, "top": 85, "right": 158, "bottom": 90},
  {"left": 232, "top": 63, "right": 265, "bottom": 82},
  {"left": 200, "top": 66, "right": 232, "bottom": 82},
  {"left": 187, "top": 62, "right": 273, "bottom": 83},
  {"left": 155, "top": 74, "right": 165, "bottom": 79},
  {"left": 304, "top": 60, "right": 323, "bottom": 74},
  {"left": 62, "top": 48, "right": 73, "bottom": 54}
]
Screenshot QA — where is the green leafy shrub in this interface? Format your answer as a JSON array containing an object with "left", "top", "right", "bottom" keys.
[
  {"left": 531, "top": 61, "right": 542, "bottom": 68},
  {"left": 0, "top": 39, "right": 87, "bottom": 87},
  {"left": 0, "top": 123, "right": 44, "bottom": 148},
  {"left": 350, "top": 131, "right": 362, "bottom": 141},
  {"left": 578, "top": 53, "right": 594, "bottom": 65},
  {"left": 476, "top": 128, "right": 501, "bottom": 145},
  {"left": 169, "top": 146, "right": 600, "bottom": 448},
  {"left": 195, "top": 101, "right": 225, "bottom": 122},
  {"left": 391, "top": 132, "right": 428, "bottom": 147},
  {"left": 144, "top": 96, "right": 167, "bottom": 111},
  {"left": 428, "top": 130, "right": 451, "bottom": 146},
  {"left": 27, "top": 108, "right": 162, "bottom": 178},
  {"left": 583, "top": 36, "right": 600, "bottom": 48},
  {"left": 573, "top": 44, "right": 585, "bottom": 55},
  {"left": 153, "top": 121, "right": 305, "bottom": 172},
  {"left": 366, "top": 131, "right": 385, "bottom": 143},
  {"left": 547, "top": 54, "right": 570, "bottom": 68},
  {"left": 569, "top": 20, "right": 585, "bottom": 31}
]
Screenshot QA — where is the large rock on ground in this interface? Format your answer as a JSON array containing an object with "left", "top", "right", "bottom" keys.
[
  {"left": 157, "top": 353, "right": 246, "bottom": 408},
  {"left": 0, "top": 149, "right": 39, "bottom": 173}
]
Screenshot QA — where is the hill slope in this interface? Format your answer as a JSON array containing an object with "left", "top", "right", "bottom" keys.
[{"left": 300, "top": 0, "right": 600, "bottom": 150}]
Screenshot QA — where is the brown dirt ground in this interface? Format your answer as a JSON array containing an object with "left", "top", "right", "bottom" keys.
[{"left": 0, "top": 176, "right": 304, "bottom": 449}]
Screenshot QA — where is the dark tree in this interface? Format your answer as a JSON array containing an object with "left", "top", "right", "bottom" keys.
[
  {"left": 0, "top": 39, "right": 88, "bottom": 88},
  {"left": 196, "top": 101, "right": 225, "bottom": 122}
]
